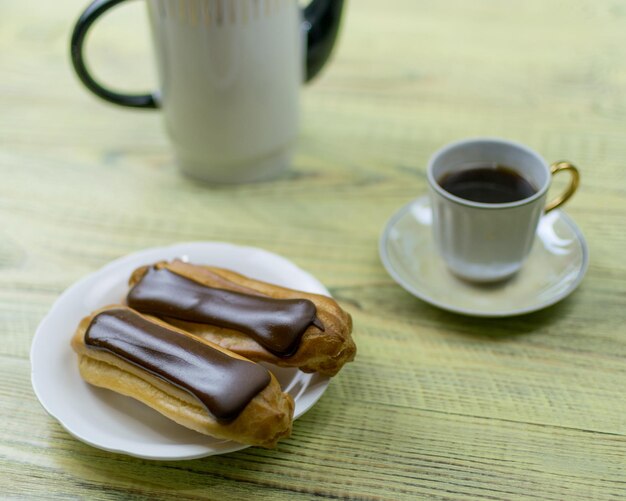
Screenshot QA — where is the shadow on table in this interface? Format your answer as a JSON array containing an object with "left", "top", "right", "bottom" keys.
[
  {"left": 52, "top": 418, "right": 331, "bottom": 496},
  {"left": 339, "top": 279, "right": 581, "bottom": 342},
  {"left": 174, "top": 165, "right": 317, "bottom": 192},
  {"left": 414, "top": 293, "right": 576, "bottom": 340},
  {"left": 55, "top": 432, "right": 269, "bottom": 493}
]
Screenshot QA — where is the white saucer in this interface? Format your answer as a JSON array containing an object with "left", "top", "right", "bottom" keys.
[
  {"left": 379, "top": 196, "right": 589, "bottom": 317},
  {"left": 31, "top": 242, "right": 331, "bottom": 460}
]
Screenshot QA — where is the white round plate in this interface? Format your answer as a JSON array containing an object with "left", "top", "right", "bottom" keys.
[
  {"left": 31, "top": 242, "right": 331, "bottom": 460},
  {"left": 379, "top": 196, "right": 589, "bottom": 317}
]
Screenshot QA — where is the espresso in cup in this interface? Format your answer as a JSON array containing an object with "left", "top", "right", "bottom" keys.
[
  {"left": 438, "top": 164, "right": 537, "bottom": 204},
  {"left": 427, "top": 139, "right": 580, "bottom": 283}
]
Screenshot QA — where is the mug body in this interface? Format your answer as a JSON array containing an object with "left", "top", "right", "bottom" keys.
[
  {"left": 147, "top": 0, "right": 302, "bottom": 183},
  {"left": 427, "top": 138, "right": 551, "bottom": 282}
]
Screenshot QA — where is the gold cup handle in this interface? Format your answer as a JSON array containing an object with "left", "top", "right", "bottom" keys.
[{"left": 545, "top": 161, "right": 580, "bottom": 213}]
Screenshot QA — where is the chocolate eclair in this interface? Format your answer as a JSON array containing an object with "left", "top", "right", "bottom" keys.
[
  {"left": 126, "top": 260, "right": 355, "bottom": 377},
  {"left": 71, "top": 306, "right": 294, "bottom": 448}
]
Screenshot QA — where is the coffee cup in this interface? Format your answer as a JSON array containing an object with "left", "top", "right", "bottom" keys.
[
  {"left": 70, "top": 0, "right": 344, "bottom": 183},
  {"left": 427, "top": 138, "right": 580, "bottom": 282}
]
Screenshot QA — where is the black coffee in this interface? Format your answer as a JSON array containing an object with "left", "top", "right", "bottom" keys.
[{"left": 438, "top": 165, "right": 536, "bottom": 203}]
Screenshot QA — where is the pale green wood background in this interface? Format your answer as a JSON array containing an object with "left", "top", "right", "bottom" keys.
[{"left": 1, "top": 0, "right": 625, "bottom": 499}]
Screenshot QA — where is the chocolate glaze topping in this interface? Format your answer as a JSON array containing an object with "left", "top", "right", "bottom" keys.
[
  {"left": 84, "top": 308, "right": 271, "bottom": 421},
  {"left": 127, "top": 266, "right": 324, "bottom": 357}
]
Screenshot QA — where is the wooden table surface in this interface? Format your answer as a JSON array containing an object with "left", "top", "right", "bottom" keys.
[{"left": 2, "top": 0, "right": 625, "bottom": 499}]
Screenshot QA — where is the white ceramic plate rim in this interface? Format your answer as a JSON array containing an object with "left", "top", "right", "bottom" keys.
[
  {"left": 31, "top": 241, "right": 331, "bottom": 460},
  {"left": 379, "top": 197, "right": 589, "bottom": 317}
]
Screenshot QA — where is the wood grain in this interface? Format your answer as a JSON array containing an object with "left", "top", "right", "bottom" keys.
[{"left": 1, "top": 0, "right": 625, "bottom": 499}]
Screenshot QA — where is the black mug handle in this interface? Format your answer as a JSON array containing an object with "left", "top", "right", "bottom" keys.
[
  {"left": 71, "top": 0, "right": 345, "bottom": 106},
  {"left": 303, "top": 0, "right": 345, "bottom": 82},
  {"left": 70, "top": 0, "right": 158, "bottom": 109}
]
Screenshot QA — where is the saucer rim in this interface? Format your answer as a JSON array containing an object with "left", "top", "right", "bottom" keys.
[{"left": 379, "top": 196, "right": 589, "bottom": 318}]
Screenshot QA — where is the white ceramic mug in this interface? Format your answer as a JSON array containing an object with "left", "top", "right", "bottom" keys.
[
  {"left": 70, "top": 0, "right": 344, "bottom": 183},
  {"left": 427, "top": 138, "right": 580, "bottom": 282}
]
